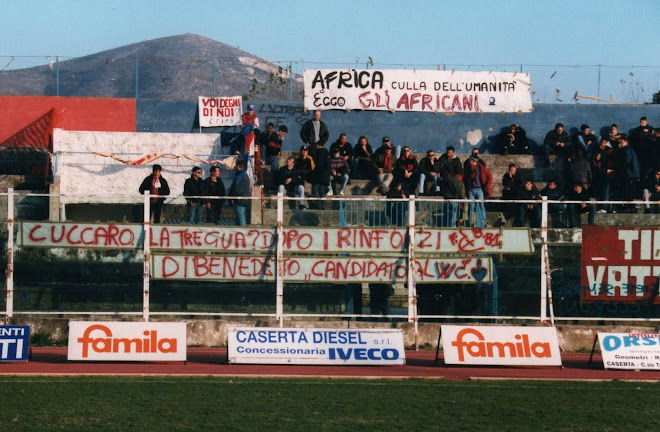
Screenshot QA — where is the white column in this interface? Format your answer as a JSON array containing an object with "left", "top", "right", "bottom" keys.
[
  {"left": 143, "top": 192, "right": 150, "bottom": 322},
  {"left": 540, "top": 196, "right": 548, "bottom": 322},
  {"left": 5, "top": 188, "right": 14, "bottom": 323},
  {"left": 276, "top": 193, "right": 284, "bottom": 327}
]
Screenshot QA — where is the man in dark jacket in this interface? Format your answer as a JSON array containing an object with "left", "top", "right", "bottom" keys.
[
  {"left": 613, "top": 134, "right": 641, "bottom": 213},
  {"left": 573, "top": 124, "right": 597, "bottom": 154},
  {"left": 516, "top": 179, "right": 541, "bottom": 228},
  {"left": 438, "top": 146, "right": 463, "bottom": 179},
  {"left": 543, "top": 122, "right": 571, "bottom": 166},
  {"left": 329, "top": 133, "right": 353, "bottom": 167},
  {"left": 352, "top": 136, "right": 374, "bottom": 179},
  {"left": 500, "top": 163, "right": 523, "bottom": 223},
  {"left": 138, "top": 164, "right": 170, "bottom": 224},
  {"left": 277, "top": 156, "right": 306, "bottom": 209},
  {"left": 329, "top": 148, "right": 350, "bottom": 196},
  {"left": 183, "top": 166, "right": 205, "bottom": 225},
  {"left": 630, "top": 116, "right": 655, "bottom": 177},
  {"left": 300, "top": 110, "right": 329, "bottom": 148},
  {"left": 204, "top": 166, "right": 226, "bottom": 225},
  {"left": 643, "top": 168, "right": 660, "bottom": 214},
  {"left": 310, "top": 142, "right": 331, "bottom": 209},
  {"left": 499, "top": 124, "right": 529, "bottom": 154},
  {"left": 540, "top": 179, "right": 566, "bottom": 228},
  {"left": 566, "top": 183, "right": 595, "bottom": 227},
  {"left": 265, "top": 125, "right": 288, "bottom": 174},
  {"left": 229, "top": 160, "right": 251, "bottom": 226},
  {"left": 566, "top": 150, "right": 592, "bottom": 191},
  {"left": 372, "top": 142, "right": 395, "bottom": 195},
  {"left": 394, "top": 146, "right": 419, "bottom": 196},
  {"left": 418, "top": 149, "right": 442, "bottom": 195}
]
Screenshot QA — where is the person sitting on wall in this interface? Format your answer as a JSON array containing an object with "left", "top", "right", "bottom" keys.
[
  {"left": 573, "top": 124, "right": 597, "bottom": 154},
  {"left": 540, "top": 179, "right": 566, "bottom": 228},
  {"left": 418, "top": 149, "right": 442, "bottom": 196},
  {"left": 294, "top": 145, "right": 315, "bottom": 182},
  {"left": 352, "top": 136, "right": 374, "bottom": 179},
  {"left": 277, "top": 156, "right": 306, "bottom": 209},
  {"left": 394, "top": 146, "right": 419, "bottom": 196},
  {"left": 329, "top": 133, "right": 354, "bottom": 168},
  {"left": 516, "top": 179, "right": 541, "bottom": 228},
  {"left": 543, "top": 122, "right": 571, "bottom": 167},
  {"left": 204, "top": 165, "right": 226, "bottom": 225},
  {"left": 499, "top": 124, "right": 529, "bottom": 154},
  {"left": 566, "top": 182, "right": 595, "bottom": 227},
  {"left": 259, "top": 122, "right": 276, "bottom": 166},
  {"left": 265, "top": 125, "right": 288, "bottom": 179},
  {"left": 329, "top": 147, "right": 350, "bottom": 196},
  {"left": 138, "top": 164, "right": 170, "bottom": 224},
  {"left": 183, "top": 166, "right": 205, "bottom": 225},
  {"left": 642, "top": 168, "right": 660, "bottom": 214},
  {"left": 372, "top": 140, "right": 395, "bottom": 195}
]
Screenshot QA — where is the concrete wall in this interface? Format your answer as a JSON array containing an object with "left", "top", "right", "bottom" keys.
[
  {"left": 0, "top": 96, "right": 136, "bottom": 143},
  {"left": 137, "top": 100, "right": 660, "bottom": 154}
]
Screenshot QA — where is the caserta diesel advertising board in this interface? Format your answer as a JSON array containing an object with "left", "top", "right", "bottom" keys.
[
  {"left": 228, "top": 327, "right": 405, "bottom": 365},
  {"left": 441, "top": 325, "right": 562, "bottom": 366},
  {"left": 68, "top": 321, "right": 187, "bottom": 362},
  {"left": 599, "top": 332, "right": 660, "bottom": 370}
]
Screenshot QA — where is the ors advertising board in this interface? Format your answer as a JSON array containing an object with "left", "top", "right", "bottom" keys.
[
  {"left": 228, "top": 327, "right": 405, "bottom": 365},
  {"left": 441, "top": 325, "right": 562, "bottom": 366},
  {"left": 581, "top": 226, "right": 660, "bottom": 304},
  {"left": 599, "top": 333, "right": 660, "bottom": 370},
  {"left": 68, "top": 321, "right": 187, "bottom": 361},
  {"left": 0, "top": 326, "right": 30, "bottom": 362}
]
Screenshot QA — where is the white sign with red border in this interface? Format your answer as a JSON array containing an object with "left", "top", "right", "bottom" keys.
[
  {"left": 228, "top": 327, "right": 405, "bottom": 365},
  {"left": 68, "top": 321, "right": 187, "bottom": 361},
  {"left": 599, "top": 332, "right": 660, "bottom": 370},
  {"left": 441, "top": 325, "right": 562, "bottom": 366}
]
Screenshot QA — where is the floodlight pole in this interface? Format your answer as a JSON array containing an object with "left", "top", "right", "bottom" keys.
[
  {"left": 143, "top": 192, "right": 150, "bottom": 322},
  {"left": 5, "top": 188, "right": 14, "bottom": 324}
]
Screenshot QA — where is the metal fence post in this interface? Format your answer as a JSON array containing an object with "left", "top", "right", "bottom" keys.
[
  {"left": 276, "top": 193, "right": 284, "bottom": 327},
  {"left": 407, "top": 195, "right": 418, "bottom": 348},
  {"left": 540, "top": 196, "right": 548, "bottom": 322},
  {"left": 143, "top": 192, "right": 150, "bottom": 322},
  {"left": 5, "top": 188, "right": 14, "bottom": 323}
]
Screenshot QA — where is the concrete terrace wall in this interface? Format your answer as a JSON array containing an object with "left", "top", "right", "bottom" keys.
[{"left": 136, "top": 100, "right": 660, "bottom": 154}]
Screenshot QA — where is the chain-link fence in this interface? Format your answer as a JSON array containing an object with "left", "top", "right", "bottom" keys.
[{"left": 1, "top": 55, "right": 658, "bottom": 104}]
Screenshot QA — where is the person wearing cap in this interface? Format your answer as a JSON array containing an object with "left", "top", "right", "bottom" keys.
[
  {"left": 240, "top": 103, "right": 260, "bottom": 156},
  {"left": 462, "top": 148, "right": 485, "bottom": 175},
  {"left": 329, "top": 147, "right": 350, "bottom": 196},
  {"left": 630, "top": 116, "right": 655, "bottom": 178},
  {"left": 543, "top": 122, "right": 571, "bottom": 167},
  {"left": 463, "top": 154, "right": 493, "bottom": 228},
  {"left": 294, "top": 145, "right": 315, "bottom": 181},
  {"left": 352, "top": 136, "right": 374, "bottom": 179},
  {"left": 183, "top": 166, "right": 205, "bottom": 225},
  {"left": 138, "top": 164, "right": 170, "bottom": 224},
  {"left": 573, "top": 124, "right": 597, "bottom": 154},
  {"left": 300, "top": 110, "right": 329, "bottom": 148},
  {"left": 394, "top": 146, "right": 419, "bottom": 196},
  {"left": 613, "top": 134, "right": 641, "bottom": 213},
  {"left": 372, "top": 141, "right": 395, "bottom": 195},
  {"left": 373, "top": 136, "right": 402, "bottom": 159}
]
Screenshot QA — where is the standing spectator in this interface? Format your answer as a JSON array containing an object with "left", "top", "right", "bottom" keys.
[
  {"left": 438, "top": 146, "right": 463, "bottom": 179},
  {"left": 595, "top": 138, "right": 617, "bottom": 213},
  {"left": 418, "top": 149, "right": 442, "bottom": 195},
  {"left": 277, "top": 156, "right": 306, "bottom": 209},
  {"left": 265, "top": 125, "right": 288, "bottom": 175},
  {"left": 138, "top": 164, "right": 170, "bottom": 224},
  {"left": 240, "top": 103, "right": 260, "bottom": 156},
  {"left": 329, "top": 133, "right": 353, "bottom": 167},
  {"left": 517, "top": 179, "right": 541, "bottom": 228},
  {"left": 543, "top": 122, "right": 571, "bottom": 166},
  {"left": 309, "top": 141, "right": 331, "bottom": 208},
  {"left": 372, "top": 141, "right": 395, "bottom": 195},
  {"left": 573, "top": 124, "right": 597, "bottom": 154},
  {"left": 499, "top": 124, "right": 529, "bottom": 154},
  {"left": 386, "top": 181, "right": 407, "bottom": 227},
  {"left": 500, "top": 163, "right": 523, "bottom": 224},
  {"left": 630, "top": 116, "right": 655, "bottom": 178},
  {"left": 589, "top": 145, "right": 607, "bottom": 212},
  {"left": 613, "top": 134, "right": 641, "bottom": 213},
  {"left": 566, "top": 149, "right": 592, "bottom": 191},
  {"left": 540, "top": 179, "right": 566, "bottom": 228},
  {"left": 443, "top": 174, "right": 466, "bottom": 227},
  {"left": 229, "top": 160, "right": 250, "bottom": 226},
  {"left": 463, "top": 155, "right": 493, "bottom": 228},
  {"left": 203, "top": 166, "right": 226, "bottom": 225},
  {"left": 642, "top": 168, "right": 660, "bottom": 214},
  {"left": 329, "top": 148, "right": 350, "bottom": 196},
  {"left": 259, "top": 123, "right": 276, "bottom": 165},
  {"left": 566, "top": 183, "right": 595, "bottom": 227},
  {"left": 352, "top": 136, "right": 373, "bottom": 179},
  {"left": 463, "top": 148, "right": 486, "bottom": 174},
  {"left": 294, "top": 145, "right": 315, "bottom": 182},
  {"left": 183, "top": 166, "right": 205, "bottom": 225},
  {"left": 607, "top": 124, "right": 622, "bottom": 148},
  {"left": 300, "top": 109, "right": 329, "bottom": 148},
  {"left": 394, "top": 146, "right": 419, "bottom": 196}
]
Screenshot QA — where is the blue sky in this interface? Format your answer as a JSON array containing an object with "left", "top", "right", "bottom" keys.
[{"left": 1, "top": 0, "right": 658, "bottom": 66}]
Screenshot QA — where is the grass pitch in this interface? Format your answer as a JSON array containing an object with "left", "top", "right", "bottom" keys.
[{"left": 0, "top": 377, "right": 657, "bottom": 431}]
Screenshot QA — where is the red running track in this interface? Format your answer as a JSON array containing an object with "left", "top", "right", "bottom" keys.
[{"left": 1, "top": 348, "right": 659, "bottom": 381}]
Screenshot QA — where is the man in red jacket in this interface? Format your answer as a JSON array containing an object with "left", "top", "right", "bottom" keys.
[{"left": 463, "top": 155, "right": 493, "bottom": 227}]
